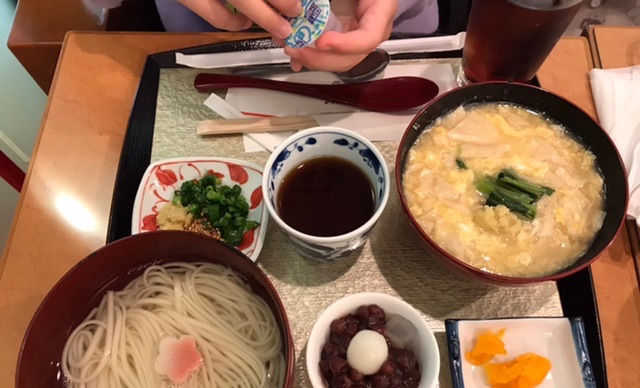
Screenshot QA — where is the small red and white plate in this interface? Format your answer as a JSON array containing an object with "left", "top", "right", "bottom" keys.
[{"left": 132, "top": 157, "right": 268, "bottom": 261}]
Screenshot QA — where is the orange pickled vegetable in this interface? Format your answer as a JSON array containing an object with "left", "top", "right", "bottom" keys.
[
  {"left": 485, "top": 352, "right": 552, "bottom": 388},
  {"left": 465, "top": 328, "right": 507, "bottom": 366}
]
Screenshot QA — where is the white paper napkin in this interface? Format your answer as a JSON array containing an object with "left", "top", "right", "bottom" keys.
[
  {"left": 176, "top": 33, "right": 465, "bottom": 69},
  {"left": 589, "top": 65, "right": 640, "bottom": 218}
]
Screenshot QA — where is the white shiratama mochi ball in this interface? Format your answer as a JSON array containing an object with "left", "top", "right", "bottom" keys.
[{"left": 346, "top": 329, "right": 389, "bottom": 375}]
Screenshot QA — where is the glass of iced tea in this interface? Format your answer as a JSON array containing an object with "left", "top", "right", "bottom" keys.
[{"left": 458, "top": 0, "right": 583, "bottom": 85}]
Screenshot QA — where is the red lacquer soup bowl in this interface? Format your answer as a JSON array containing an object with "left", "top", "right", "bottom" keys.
[{"left": 395, "top": 82, "right": 627, "bottom": 286}]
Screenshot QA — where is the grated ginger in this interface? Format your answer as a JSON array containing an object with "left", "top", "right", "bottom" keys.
[{"left": 157, "top": 203, "right": 192, "bottom": 230}]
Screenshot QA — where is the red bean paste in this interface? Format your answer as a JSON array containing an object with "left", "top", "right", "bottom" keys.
[{"left": 319, "top": 304, "right": 421, "bottom": 388}]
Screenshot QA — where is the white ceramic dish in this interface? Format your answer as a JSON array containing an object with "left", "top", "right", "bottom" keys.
[
  {"left": 306, "top": 292, "right": 440, "bottom": 388},
  {"left": 132, "top": 157, "right": 268, "bottom": 261},
  {"left": 445, "top": 317, "right": 596, "bottom": 388}
]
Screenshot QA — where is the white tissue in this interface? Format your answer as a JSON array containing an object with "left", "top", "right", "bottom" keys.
[
  {"left": 176, "top": 33, "right": 466, "bottom": 69},
  {"left": 589, "top": 65, "right": 640, "bottom": 217}
]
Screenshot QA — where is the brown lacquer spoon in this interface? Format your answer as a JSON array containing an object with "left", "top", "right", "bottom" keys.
[{"left": 194, "top": 74, "right": 439, "bottom": 112}]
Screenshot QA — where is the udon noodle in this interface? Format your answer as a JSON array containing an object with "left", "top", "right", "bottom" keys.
[{"left": 62, "top": 262, "right": 284, "bottom": 387}]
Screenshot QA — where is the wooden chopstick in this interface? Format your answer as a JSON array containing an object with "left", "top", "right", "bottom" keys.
[{"left": 197, "top": 115, "right": 319, "bottom": 136}]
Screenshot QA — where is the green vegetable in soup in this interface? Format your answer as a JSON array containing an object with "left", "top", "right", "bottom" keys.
[
  {"left": 497, "top": 169, "right": 555, "bottom": 202},
  {"left": 456, "top": 158, "right": 468, "bottom": 170},
  {"left": 173, "top": 172, "right": 259, "bottom": 246},
  {"left": 486, "top": 190, "right": 537, "bottom": 221},
  {"left": 475, "top": 169, "right": 554, "bottom": 221}
]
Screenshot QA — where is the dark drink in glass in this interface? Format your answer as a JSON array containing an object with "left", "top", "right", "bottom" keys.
[{"left": 460, "top": 0, "right": 583, "bottom": 84}]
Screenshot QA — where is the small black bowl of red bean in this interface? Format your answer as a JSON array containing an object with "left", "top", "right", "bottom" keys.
[{"left": 306, "top": 293, "right": 440, "bottom": 388}]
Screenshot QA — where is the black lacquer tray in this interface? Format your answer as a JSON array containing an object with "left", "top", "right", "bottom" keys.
[{"left": 105, "top": 38, "right": 607, "bottom": 387}]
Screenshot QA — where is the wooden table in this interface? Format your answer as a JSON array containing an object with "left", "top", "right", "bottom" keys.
[
  {"left": 1, "top": 31, "right": 638, "bottom": 387},
  {"left": 7, "top": 0, "right": 163, "bottom": 93},
  {"left": 589, "top": 26, "right": 640, "bottom": 69},
  {"left": 586, "top": 25, "right": 640, "bottom": 387}
]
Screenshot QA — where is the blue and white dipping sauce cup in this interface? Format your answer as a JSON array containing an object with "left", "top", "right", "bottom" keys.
[{"left": 262, "top": 126, "right": 390, "bottom": 261}]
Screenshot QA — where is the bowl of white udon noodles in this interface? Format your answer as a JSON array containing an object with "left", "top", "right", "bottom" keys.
[
  {"left": 17, "top": 231, "right": 294, "bottom": 387},
  {"left": 395, "top": 82, "right": 628, "bottom": 285}
]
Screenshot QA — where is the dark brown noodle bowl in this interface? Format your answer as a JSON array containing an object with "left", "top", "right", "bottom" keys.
[{"left": 16, "top": 231, "right": 295, "bottom": 387}]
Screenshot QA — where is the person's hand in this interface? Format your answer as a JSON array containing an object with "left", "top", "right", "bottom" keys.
[
  {"left": 282, "top": 0, "right": 398, "bottom": 72},
  {"left": 178, "top": 0, "right": 301, "bottom": 39}
]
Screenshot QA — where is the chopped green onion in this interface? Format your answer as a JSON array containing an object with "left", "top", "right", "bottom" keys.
[{"left": 174, "top": 171, "right": 259, "bottom": 246}]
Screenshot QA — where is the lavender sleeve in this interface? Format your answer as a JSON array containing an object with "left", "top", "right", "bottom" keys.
[
  {"left": 152, "top": 0, "right": 439, "bottom": 34},
  {"left": 394, "top": 0, "right": 439, "bottom": 34}
]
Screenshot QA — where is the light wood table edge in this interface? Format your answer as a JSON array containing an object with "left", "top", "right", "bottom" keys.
[
  {"left": 587, "top": 26, "right": 603, "bottom": 69},
  {"left": 537, "top": 36, "right": 596, "bottom": 119},
  {"left": 575, "top": 35, "right": 595, "bottom": 68},
  {"left": 0, "top": 33, "right": 73, "bottom": 276},
  {"left": 1, "top": 30, "right": 269, "bottom": 276},
  {"left": 588, "top": 25, "right": 640, "bottom": 69}
]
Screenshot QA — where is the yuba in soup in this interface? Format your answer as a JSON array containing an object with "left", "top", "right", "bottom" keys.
[{"left": 402, "top": 103, "right": 605, "bottom": 277}]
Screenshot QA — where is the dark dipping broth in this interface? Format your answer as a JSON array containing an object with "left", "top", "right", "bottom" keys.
[{"left": 277, "top": 156, "right": 374, "bottom": 237}]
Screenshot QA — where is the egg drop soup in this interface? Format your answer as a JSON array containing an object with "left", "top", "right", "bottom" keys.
[{"left": 402, "top": 104, "right": 605, "bottom": 277}]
